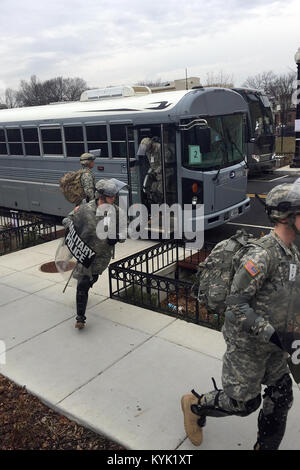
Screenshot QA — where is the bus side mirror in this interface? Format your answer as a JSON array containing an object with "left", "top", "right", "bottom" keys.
[{"left": 196, "top": 127, "right": 211, "bottom": 154}]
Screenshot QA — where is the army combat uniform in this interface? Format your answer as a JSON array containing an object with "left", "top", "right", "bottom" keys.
[
  {"left": 80, "top": 167, "right": 96, "bottom": 203},
  {"left": 222, "top": 231, "right": 300, "bottom": 401},
  {"left": 79, "top": 152, "right": 96, "bottom": 203},
  {"left": 182, "top": 180, "right": 300, "bottom": 449},
  {"left": 63, "top": 200, "right": 115, "bottom": 280},
  {"left": 62, "top": 179, "right": 126, "bottom": 328},
  {"left": 139, "top": 137, "right": 174, "bottom": 204}
]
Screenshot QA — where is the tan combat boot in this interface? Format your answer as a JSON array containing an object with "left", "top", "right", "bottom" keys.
[
  {"left": 181, "top": 394, "right": 203, "bottom": 446},
  {"left": 75, "top": 321, "right": 85, "bottom": 330}
]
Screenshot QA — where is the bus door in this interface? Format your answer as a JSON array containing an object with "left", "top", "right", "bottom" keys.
[{"left": 135, "top": 124, "right": 177, "bottom": 210}]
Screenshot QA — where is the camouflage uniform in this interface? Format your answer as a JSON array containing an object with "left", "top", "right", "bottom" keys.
[
  {"left": 182, "top": 181, "right": 300, "bottom": 450},
  {"left": 62, "top": 180, "right": 126, "bottom": 327},
  {"left": 80, "top": 169, "right": 96, "bottom": 202},
  {"left": 196, "top": 231, "right": 298, "bottom": 415},
  {"left": 222, "top": 231, "right": 300, "bottom": 401},
  {"left": 63, "top": 199, "right": 116, "bottom": 281},
  {"left": 140, "top": 137, "right": 174, "bottom": 204},
  {"left": 80, "top": 153, "right": 96, "bottom": 203}
]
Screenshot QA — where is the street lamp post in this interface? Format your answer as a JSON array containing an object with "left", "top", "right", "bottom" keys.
[{"left": 290, "top": 47, "right": 300, "bottom": 167}]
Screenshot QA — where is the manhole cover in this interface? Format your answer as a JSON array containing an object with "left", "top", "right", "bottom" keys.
[{"left": 40, "top": 261, "right": 75, "bottom": 273}]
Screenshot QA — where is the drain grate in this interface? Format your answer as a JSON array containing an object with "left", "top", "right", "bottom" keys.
[{"left": 40, "top": 261, "right": 75, "bottom": 273}]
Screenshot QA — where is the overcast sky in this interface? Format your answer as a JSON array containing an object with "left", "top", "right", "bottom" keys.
[{"left": 0, "top": 0, "right": 299, "bottom": 95}]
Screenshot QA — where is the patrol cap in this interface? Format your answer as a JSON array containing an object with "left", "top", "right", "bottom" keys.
[{"left": 80, "top": 152, "right": 96, "bottom": 164}]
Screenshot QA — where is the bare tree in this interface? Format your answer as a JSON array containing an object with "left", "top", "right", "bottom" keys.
[
  {"left": 14, "top": 75, "right": 87, "bottom": 107},
  {"left": 205, "top": 71, "right": 234, "bottom": 88},
  {"left": 43, "top": 77, "right": 87, "bottom": 102},
  {"left": 242, "top": 70, "right": 296, "bottom": 126},
  {"left": 242, "top": 71, "right": 277, "bottom": 94},
  {"left": 136, "top": 78, "right": 166, "bottom": 88},
  {"left": 4, "top": 88, "right": 19, "bottom": 108},
  {"left": 16, "top": 75, "right": 46, "bottom": 106}
]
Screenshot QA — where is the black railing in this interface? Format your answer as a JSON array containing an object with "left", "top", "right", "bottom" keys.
[
  {"left": 0, "top": 208, "right": 57, "bottom": 255},
  {"left": 109, "top": 239, "right": 224, "bottom": 331}
]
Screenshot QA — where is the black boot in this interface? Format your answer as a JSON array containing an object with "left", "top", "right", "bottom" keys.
[{"left": 75, "top": 289, "right": 88, "bottom": 329}]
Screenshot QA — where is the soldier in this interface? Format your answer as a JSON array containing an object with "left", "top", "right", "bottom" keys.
[
  {"left": 79, "top": 152, "right": 96, "bottom": 203},
  {"left": 62, "top": 179, "right": 126, "bottom": 330},
  {"left": 138, "top": 136, "right": 174, "bottom": 205},
  {"left": 181, "top": 181, "right": 300, "bottom": 450}
]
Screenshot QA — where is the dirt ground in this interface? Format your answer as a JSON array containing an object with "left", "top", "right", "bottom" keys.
[{"left": 0, "top": 374, "right": 125, "bottom": 450}]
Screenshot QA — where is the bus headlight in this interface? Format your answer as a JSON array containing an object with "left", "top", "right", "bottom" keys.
[{"left": 182, "top": 179, "right": 203, "bottom": 205}]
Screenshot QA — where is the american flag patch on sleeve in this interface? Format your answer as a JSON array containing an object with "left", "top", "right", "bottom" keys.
[{"left": 244, "top": 259, "right": 260, "bottom": 277}]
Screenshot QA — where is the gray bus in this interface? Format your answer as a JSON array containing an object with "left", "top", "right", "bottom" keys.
[
  {"left": 233, "top": 87, "right": 275, "bottom": 173},
  {"left": 0, "top": 86, "right": 250, "bottom": 230}
]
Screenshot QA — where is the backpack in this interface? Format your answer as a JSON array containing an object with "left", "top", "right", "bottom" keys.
[
  {"left": 191, "top": 229, "right": 274, "bottom": 314},
  {"left": 59, "top": 169, "right": 86, "bottom": 205}
]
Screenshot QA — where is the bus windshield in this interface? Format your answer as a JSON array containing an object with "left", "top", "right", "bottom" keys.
[
  {"left": 245, "top": 92, "right": 273, "bottom": 137},
  {"left": 181, "top": 113, "right": 244, "bottom": 170}
]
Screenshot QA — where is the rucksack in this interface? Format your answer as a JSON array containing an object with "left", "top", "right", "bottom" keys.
[
  {"left": 59, "top": 169, "right": 86, "bottom": 205},
  {"left": 191, "top": 229, "right": 274, "bottom": 314}
]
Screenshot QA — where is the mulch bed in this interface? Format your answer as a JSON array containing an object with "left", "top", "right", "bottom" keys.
[{"left": 0, "top": 374, "right": 125, "bottom": 451}]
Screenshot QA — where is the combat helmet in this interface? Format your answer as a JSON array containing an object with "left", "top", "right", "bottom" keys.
[
  {"left": 80, "top": 152, "right": 96, "bottom": 166},
  {"left": 265, "top": 179, "right": 300, "bottom": 224},
  {"left": 137, "top": 137, "right": 152, "bottom": 156},
  {"left": 95, "top": 179, "right": 118, "bottom": 199}
]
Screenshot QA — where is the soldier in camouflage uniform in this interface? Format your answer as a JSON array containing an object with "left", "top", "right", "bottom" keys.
[
  {"left": 181, "top": 181, "right": 300, "bottom": 450},
  {"left": 62, "top": 180, "right": 126, "bottom": 329},
  {"left": 79, "top": 152, "right": 96, "bottom": 203},
  {"left": 138, "top": 137, "right": 174, "bottom": 204}
]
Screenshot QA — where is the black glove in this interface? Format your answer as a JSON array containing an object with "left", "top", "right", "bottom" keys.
[
  {"left": 269, "top": 331, "right": 283, "bottom": 349},
  {"left": 107, "top": 237, "right": 118, "bottom": 246}
]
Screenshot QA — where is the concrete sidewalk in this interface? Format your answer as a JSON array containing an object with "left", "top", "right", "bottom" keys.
[{"left": 0, "top": 238, "right": 300, "bottom": 450}]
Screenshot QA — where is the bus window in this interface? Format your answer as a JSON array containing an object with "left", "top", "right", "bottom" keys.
[
  {"left": 41, "top": 127, "right": 63, "bottom": 155},
  {"left": 86, "top": 124, "right": 108, "bottom": 157},
  {"left": 111, "top": 124, "right": 134, "bottom": 158},
  {"left": 0, "top": 129, "right": 8, "bottom": 155},
  {"left": 23, "top": 127, "right": 40, "bottom": 156},
  {"left": 7, "top": 128, "right": 23, "bottom": 155},
  {"left": 64, "top": 125, "right": 85, "bottom": 157}
]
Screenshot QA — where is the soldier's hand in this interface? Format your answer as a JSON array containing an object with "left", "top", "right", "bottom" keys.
[
  {"left": 269, "top": 331, "right": 283, "bottom": 350},
  {"left": 107, "top": 238, "right": 118, "bottom": 246}
]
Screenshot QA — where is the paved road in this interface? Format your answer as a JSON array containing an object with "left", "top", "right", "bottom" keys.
[{"left": 205, "top": 171, "right": 300, "bottom": 247}]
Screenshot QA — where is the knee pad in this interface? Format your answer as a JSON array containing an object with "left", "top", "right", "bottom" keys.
[
  {"left": 255, "top": 374, "right": 293, "bottom": 450},
  {"left": 191, "top": 389, "right": 261, "bottom": 419},
  {"left": 263, "top": 373, "right": 293, "bottom": 413},
  {"left": 231, "top": 394, "right": 262, "bottom": 417}
]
